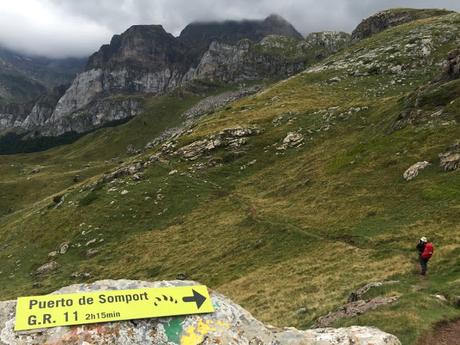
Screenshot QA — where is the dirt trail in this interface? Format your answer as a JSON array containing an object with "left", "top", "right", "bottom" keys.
[{"left": 418, "top": 319, "right": 460, "bottom": 345}]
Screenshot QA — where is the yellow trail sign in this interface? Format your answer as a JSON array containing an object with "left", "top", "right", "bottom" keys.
[{"left": 15, "top": 285, "right": 214, "bottom": 331}]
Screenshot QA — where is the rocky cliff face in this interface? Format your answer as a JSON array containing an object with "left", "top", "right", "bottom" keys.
[
  {"left": 184, "top": 37, "right": 308, "bottom": 83},
  {"left": 0, "top": 279, "right": 401, "bottom": 345},
  {"left": 179, "top": 14, "right": 303, "bottom": 62},
  {"left": 351, "top": 8, "right": 452, "bottom": 41},
  {"left": 42, "top": 96, "right": 144, "bottom": 136},
  {"left": 0, "top": 103, "right": 32, "bottom": 131},
  {"left": 21, "top": 85, "right": 68, "bottom": 130},
  {"left": 46, "top": 25, "right": 191, "bottom": 131}
]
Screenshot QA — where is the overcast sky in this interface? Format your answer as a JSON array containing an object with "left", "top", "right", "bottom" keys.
[{"left": 1, "top": 0, "right": 459, "bottom": 58}]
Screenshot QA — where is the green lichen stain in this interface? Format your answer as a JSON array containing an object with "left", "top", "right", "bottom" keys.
[{"left": 164, "top": 317, "right": 185, "bottom": 344}]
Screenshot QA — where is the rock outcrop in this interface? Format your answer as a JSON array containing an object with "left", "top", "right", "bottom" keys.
[
  {"left": 0, "top": 279, "right": 401, "bottom": 345},
  {"left": 351, "top": 8, "right": 452, "bottom": 41},
  {"left": 391, "top": 44, "right": 460, "bottom": 132},
  {"left": 182, "top": 86, "right": 262, "bottom": 121},
  {"left": 316, "top": 281, "right": 400, "bottom": 328},
  {"left": 315, "top": 296, "right": 400, "bottom": 328},
  {"left": 305, "top": 31, "right": 351, "bottom": 59},
  {"left": 175, "top": 126, "right": 261, "bottom": 161}
]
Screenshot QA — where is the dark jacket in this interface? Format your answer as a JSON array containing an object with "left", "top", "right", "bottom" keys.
[{"left": 416, "top": 241, "right": 426, "bottom": 255}]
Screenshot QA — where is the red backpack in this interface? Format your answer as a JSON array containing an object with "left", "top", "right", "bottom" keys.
[{"left": 422, "top": 242, "right": 434, "bottom": 259}]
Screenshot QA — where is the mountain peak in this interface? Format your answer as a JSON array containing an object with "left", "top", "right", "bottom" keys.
[
  {"left": 178, "top": 14, "right": 302, "bottom": 61},
  {"left": 86, "top": 24, "right": 186, "bottom": 70},
  {"left": 123, "top": 24, "right": 169, "bottom": 36},
  {"left": 264, "top": 14, "right": 289, "bottom": 24}
]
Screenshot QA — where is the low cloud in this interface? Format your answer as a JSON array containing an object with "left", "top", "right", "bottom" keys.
[{"left": 1, "top": 0, "right": 459, "bottom": 58}]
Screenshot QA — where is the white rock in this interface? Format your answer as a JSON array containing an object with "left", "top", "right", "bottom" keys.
[{"left": 403, "top": 161, "right": 430, "bottom": 181}]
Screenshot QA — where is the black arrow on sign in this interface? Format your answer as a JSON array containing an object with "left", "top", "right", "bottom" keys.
[{"left": 182, "top": 289, "right": 207, "bottom": 309}]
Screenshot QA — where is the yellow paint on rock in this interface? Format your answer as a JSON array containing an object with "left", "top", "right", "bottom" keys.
[{"left": 181, "top": 319, "right": 230, "bottom": 345}]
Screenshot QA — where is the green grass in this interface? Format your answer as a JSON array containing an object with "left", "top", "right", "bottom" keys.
[{"left": 0, "top": 11, "right": 459, "bottom": 345}]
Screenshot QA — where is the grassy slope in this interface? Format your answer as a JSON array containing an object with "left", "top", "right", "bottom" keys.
[
  {"left": 0, "top": 90, "right": 219, "bottom": 216},
  {"left": 0, "top": 12, "right": 459, "bottom": 344}
]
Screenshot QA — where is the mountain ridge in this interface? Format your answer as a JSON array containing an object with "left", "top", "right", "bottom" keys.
[{"left": 0, "top": 14, "right": 350, "bottom": 144}]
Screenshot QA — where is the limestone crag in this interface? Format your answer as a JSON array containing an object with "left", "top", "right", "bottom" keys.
[
  {"left": 0, "top": 279, "right": 401, "bottom": 345},
  {"left": 184, "top": 39, "right": 306, "bottom": 84},
  {"left": 0, "top": 103, "right": 32, "bottom": 131},
  {"left": 42, "top": 96, "right": 144, "bottom": 136},
  {"left": 21, "top": 85, "right": 68, "bottom": 130}
]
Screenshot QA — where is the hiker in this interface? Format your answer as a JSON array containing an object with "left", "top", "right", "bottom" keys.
[{"left": 416, "top": 237, "right": 434, "bottom": 275}]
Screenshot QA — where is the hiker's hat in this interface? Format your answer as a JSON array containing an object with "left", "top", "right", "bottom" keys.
[{"left": 421, "top": 236, "right": 428, "bottom": 243}]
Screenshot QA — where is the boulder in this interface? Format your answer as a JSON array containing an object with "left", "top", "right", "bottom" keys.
[
  {"left": 277, "top": 132, "right": 304, "bottom": 150},
  {"left": 0, "top": 279, "right": 401, "bottom": 345},
  {"left": 452, "top": 295, "right": 460, "bottom": 307},
  {"left": 442, "top": 48, "right": 460, "bottom": 80},
  {"left": 70, "top": 272, "right": 92, "bottom": 279},
  {"left": 86, "top": 248, "right": 100, "bottom": 258},
  {"left": 59, "top": 241, "right": 70, "bottom": 255},
  {"left": 47, "top": 251, "right": 58, "bottom": 259},
  {"left": 403, "top": 161, "right": 430, "bottom": 181},
  {"left": 35, "top": 261, "right": 58, "bottom": 275},
  {"left": 439, "top": 145, "right": 460, "bottom": 172},
  {"left": 328, "top": 77, "right": 342, "bottom": 83}
]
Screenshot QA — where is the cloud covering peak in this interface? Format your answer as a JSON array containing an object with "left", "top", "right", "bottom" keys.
[{"left": 1, "top": 0, "right": 458, "bottom": 58}]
